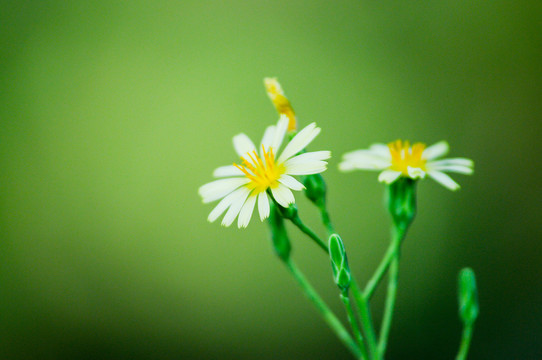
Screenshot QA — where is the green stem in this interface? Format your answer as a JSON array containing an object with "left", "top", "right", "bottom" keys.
[
  {"left": 350, "top": 280, "right": 379, "bottom": 360},
  {"left": 456, "top": 325, "right": 474, "bottom": 360},
  {"left": 290, "top": 214, "right": 379, "bottom": 359},
  {"left": 285, "top": 259, "right": 363, "bottom": 359},
  {"left": 290, "top": 215, "right": 329, "bottom": 253},
  {"left": 341, "top": 292, "right": 368, "bottom": 360},
  {"left": 364, "top": 242, "right": 396, "bottom": 300},
  {"left": 377, "top": 225, "right": 406, "bottom": 358},
  {"left": 319, "top": 202, "right": 335, "bottom": 235}
]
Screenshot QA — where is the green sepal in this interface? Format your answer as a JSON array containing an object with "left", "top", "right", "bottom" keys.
[
  {"left": 458, "top": 267, "right": 479, "bottom": 326},
  {"left": 328, "top": 234, "right": 351, "bottom": 291},
  {"left": 276, "top": 202, "right": 299, "bottom": 220},
  {"left": 268, "top": 202, "right": 291, "bottom": 261},
  {"left": 302, "top": 173, "right": 327, "bottom": 207},
  {"left": 386, "top": 177, "right": 417, "bottom": 230}
]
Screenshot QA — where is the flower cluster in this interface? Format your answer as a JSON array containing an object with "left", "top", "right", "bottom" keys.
[{"left": 199, "top": 79, "right": 474, "bottom": 228}]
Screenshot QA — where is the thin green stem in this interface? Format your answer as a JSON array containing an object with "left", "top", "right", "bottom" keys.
[
  {"left": 377, "top": 225, "right": 407, "bottom": 358},
  {"left": 341, "top": 292, "right": 368, "bottom": 360},
  {"left": 456, "top": 325, "right": 474, "bottom": 360},
  {"left": 319, "top": 203, "right": 335, "bottom": 235},
  {"left": 364, "top": 242, "right": 396, "bottom": 300},
  {"left": 285, "top": 259, "right": 363, "bottom": 359},
  {"left": 290, "top": 215, "right": 329, "bottom": 253},
  {"left": 350, "top": 279, "right": 379, "bottom": 360}
]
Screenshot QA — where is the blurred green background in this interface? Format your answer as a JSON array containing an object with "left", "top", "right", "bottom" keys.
[{"left": 1, "top": 1, "right": 541, "bottom": 359}]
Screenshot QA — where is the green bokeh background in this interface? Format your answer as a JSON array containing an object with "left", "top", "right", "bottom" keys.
[{"left": 2, "top": 1, "right": 541, "bottom": 359}]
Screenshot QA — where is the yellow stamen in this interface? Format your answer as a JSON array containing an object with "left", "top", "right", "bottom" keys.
[
  {"left": 234, "top": 145, "right": 286, "bottom": 193},
  {"left": 264, "top": 77, "right": 297, "bottom": 131},
  {"left": 388, "top": 140, "right": 427, "bottom": 175}
]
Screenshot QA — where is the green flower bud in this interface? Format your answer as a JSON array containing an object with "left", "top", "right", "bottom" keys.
[
  {"left": 328, "top": 234, "right": 351, "bottom": 292},
  {"left": 302, "top": 173, "right": 327, "bottom": 207},
  {"left": 386, "top": 177, "right": 417, "bottom": 230},
  {"left": 458, "top": 267, "right": 479, "bottom": 326},
  {"left": 276, "top": 202, "right": 299, "bottom": 220},
  {"left": 268, "top": 202, "right": 291, "bottom": 261}
]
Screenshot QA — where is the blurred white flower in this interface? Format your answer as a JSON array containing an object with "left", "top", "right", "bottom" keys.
[
  {"left": 199, "top": 115, "right": 330, "bottom": 228},
  {"left": 339, "top": 140, "right": 473, "bottom": 190}
]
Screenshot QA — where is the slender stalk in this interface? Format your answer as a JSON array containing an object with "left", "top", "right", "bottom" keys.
[
  {"left": 364, "top": 242, "right": 396, "bottom": 300},
  {"left": 290, "top": 213, "right": 379, "bottom": 360},
  {"left": 377, "top": 225, "right": 406, "bottom": 358},
  {"left": 456, "top": 325, "right": 474, "bottom": 360},
  {"left": 285, "top": 259, "right": 363, "bottom": 359},
  {"left": 290, "top": 215, "right": 329, "bottom": 253},
  {"left": 319, "top": 203, "right": 335, "bottom": 235},
  {"left": 350, "top": 280, "right": 379, "bottom": 360},
  {"left": 341, "top": 292, "right": 368, "bottom": 360}
]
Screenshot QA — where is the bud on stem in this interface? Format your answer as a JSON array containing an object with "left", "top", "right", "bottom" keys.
[
  {"left": 387, "top": 177, "right": 417, "bottom": 231},
  {"left": 268, "top": 202, "right": 291, "bottom": 261},
  {"left": 328, "top": 234, "right": 351, "bottom": 292},
  {"left": 458, "top": 267, "right": 479, "bottom": 326}
]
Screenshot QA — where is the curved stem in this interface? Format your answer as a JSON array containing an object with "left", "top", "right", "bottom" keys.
[
  {"left": 319, "top": 203, "right": 335, "bottom": 235},
  {"left": 341, "top": 292, "right": 368, "bottom": 360},
  {"left": 290, "top": 215, "right": 329, "bottom": 253},
  {"left": 377, "top": 225, "right": 406, "bottom": 358},
  {"left": 350, "top": 280, "right": 379, "bottom": 359},
  {"left": 456, "top": 324, "right": 474, "bottom": 360},
  {"left": 363, "top": 242, "right": 396, "bottom": 300},
  {"left": 285, "top": 259, "right": 363, "bottom": 359}
]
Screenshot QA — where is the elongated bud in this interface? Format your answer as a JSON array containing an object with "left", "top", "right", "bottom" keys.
[
  {"left": 267, "top": 203, "right": 291, "bottom": 261},
  {"left": 264, "top": 77, "right": 297, "bottom": 131},
  {"left": 328, "top": 234, "right": 351, "bottom": 292},
  {"left": 302, "top": 173, "right": 327, "bottom": 207},
  {"left": 386, "top": 177, "right": 417, "bottom": 230},
  {"left": 458, "top": 267, "right": 479, "bottom": 326}
]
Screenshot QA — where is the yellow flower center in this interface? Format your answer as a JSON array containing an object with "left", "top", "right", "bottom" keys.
[
  {"left": 388, "top": 140, "right": 427, "bottom": 175},
  {"left": 234, "top": 146, "right": 286, "bottom": 193}
]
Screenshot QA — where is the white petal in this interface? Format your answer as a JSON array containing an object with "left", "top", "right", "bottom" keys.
[
  {"left": 288, "top": 150, "right": 331, "bottom": 163},
  {"left": 378, "top": 170, "right": 402, "bottom": 184},
  {"left": 213, "top": 165, "right": 244, "bottom": 177},
  {"left": 427, "top": 158, "right": 474, "bottom": 168},
  {"left": 257, "top": 192, "right": 270, "bottom": 220},
  {"left": 369, "top": 143, "right": 392, "bottom": 158},
  {"left": 278, "top": 174, "right": 305, "bottom": 191},
  {"left": 260, "top": 125, "right": 275, "bottom": 156},
  {"left": 207, "top": 186, "right": 248, "bottom": 222},
  {"left": 427, "top": 164, "right": 473, "bottom": 175},
  {"left": 339, "top": 150, "right": 390, "bottom": 171},
  {"left": 199, "top": 177, "right": 251, "bottom": 203},
  {"left": 233, "top": 133, "right": 256, "bottom": 160},
  {"left": 277, "top": 123, "right": 321, "bottom": 163},
  {"left": 271, "top": 115, "right": 289, "bottom": 153},
  {"left": 221, "top": 187, "right": 251, "bottom": 226},
  {"left": 423, "top": 141, "right": 449, "bottom": 160},
  {"left": 237, "top": 194, "right": 257, "bottom": 228},
  {"left": 407, "top": 166, "right": 426, "bottom": 179},
  {"left": 428, "top": 170, "right": 460, "bottom": 191},
  {"left": 284, "top": 160, "right": 328, "bottom": 175},
  {"left": 271, "top": 184, "right": 295, "bottom": 208}
]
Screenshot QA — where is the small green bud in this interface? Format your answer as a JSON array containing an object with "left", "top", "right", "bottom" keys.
[
  {"left": 276, "top": 202, "right": 298, "bottom": 220},
  {"left": 458, "top": 267, "right": 479, "bottom": 326},
  {"left": 302, "top": 173, "right": 327, "bottom": 207},
  {"left": 268, "top": 202, "right": 291, "bottom": 261},
  {"left": 387, "top": 177, "right": 417, "bottom": 230},
  {"left": 328, "top": 234, "right": 351, "bottom": 291}
]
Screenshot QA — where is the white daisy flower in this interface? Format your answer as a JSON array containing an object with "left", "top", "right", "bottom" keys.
[
  {"left": 199, "top": 115, "right": 331, "bottom": 228},
  {"left": 339, "top": 140, "right": 473, "bottom": 191}
]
